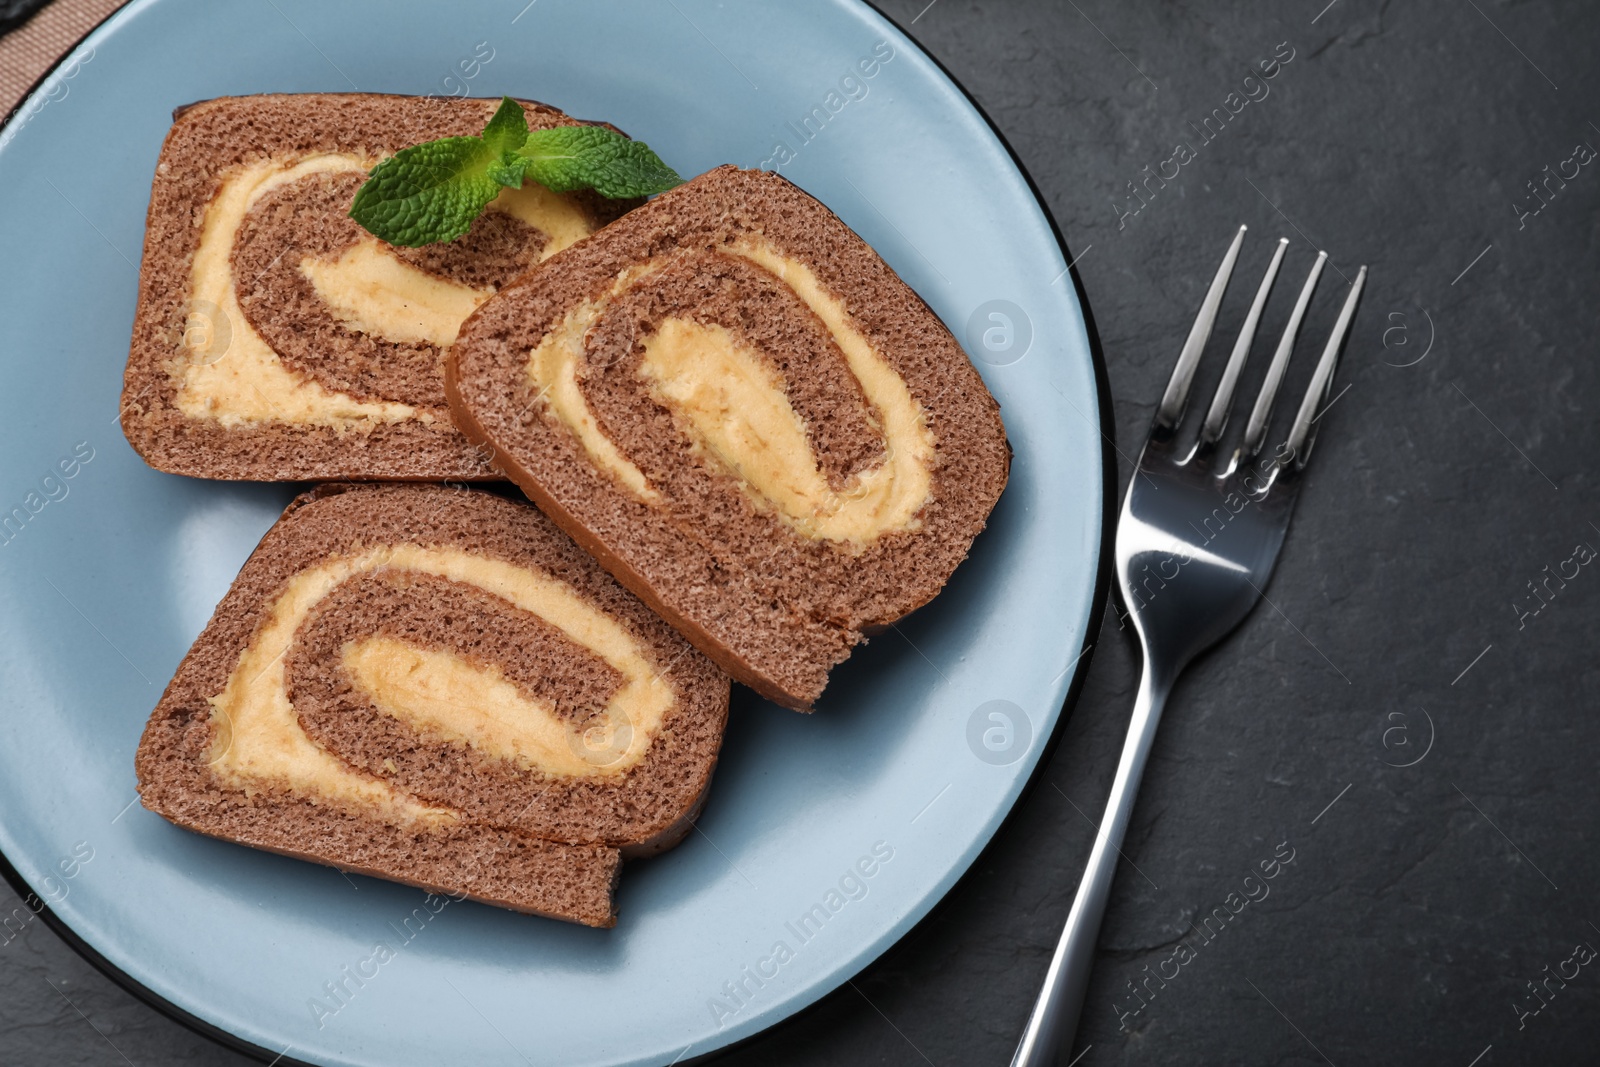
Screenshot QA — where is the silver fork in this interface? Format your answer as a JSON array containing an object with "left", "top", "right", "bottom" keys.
[{"left": 1011, "top": 226, "right": 1366, "bottom": 1066}]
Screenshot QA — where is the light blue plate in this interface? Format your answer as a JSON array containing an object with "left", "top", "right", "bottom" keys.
[{"left": 0, "top": 1, "right": 1106, "bottom": 1063}]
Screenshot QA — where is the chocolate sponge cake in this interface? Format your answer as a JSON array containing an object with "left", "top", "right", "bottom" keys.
[
  {"left": 447, "top": 166, "right": 1010, "bottom": 709},
  {"left": 121, "top": 94, "right": 638, "bottom": 481},
  {"left": 135, "top": 484, "right": 728, "bottom": 927}
]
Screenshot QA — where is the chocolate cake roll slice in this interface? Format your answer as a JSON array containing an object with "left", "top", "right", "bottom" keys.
[
  {"left": 447, "top": 166, "right": 1010, "bottom": 710},
  {"left": 135, "top": 484, "right": 728, "bottom": 927},
  {"left": 121, "top": 94, "right": 639, "bottom": 481}
]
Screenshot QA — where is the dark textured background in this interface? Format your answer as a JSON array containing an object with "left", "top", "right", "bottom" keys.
[
  {"left": 4, "top": 0, "right": 1598, "bottom": 1064},
  {"left": 0, "top": 0, "right": 50, "bottom": 33}
]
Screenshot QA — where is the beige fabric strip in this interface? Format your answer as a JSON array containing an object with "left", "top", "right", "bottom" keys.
[{"left": 1, "top": 0, "right": 128, "bottom": 123}]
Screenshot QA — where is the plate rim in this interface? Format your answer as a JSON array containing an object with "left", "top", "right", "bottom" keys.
[{"left": 0, "top": 0, "right": 1117, "bottom": 1062}]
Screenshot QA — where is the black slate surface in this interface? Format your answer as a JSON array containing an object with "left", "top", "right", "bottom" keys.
[
  {"left": 4, "top": 0, "right": 1599, "bottom": 1064},
  {"left": 0, "top": 0, "right": 48, "bottom": 33}
]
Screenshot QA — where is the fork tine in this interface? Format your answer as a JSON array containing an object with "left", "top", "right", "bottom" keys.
[
  {"left": 1284, "top": 266, "right": 1367, "bottom": 466},
  {"left": 1200, "top": 237, "right": 1288, "bottom": 447},
  {"left": 1155, "top": 225, "right": 1246, "bottom": 431},
  {"left": 1241, "top": 250, "right": 1326, "bottom": 457}
]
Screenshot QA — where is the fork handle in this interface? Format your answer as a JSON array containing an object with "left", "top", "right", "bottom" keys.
[{"left": 1010, "top": 661, "right": 1171, "bottom": 1067}]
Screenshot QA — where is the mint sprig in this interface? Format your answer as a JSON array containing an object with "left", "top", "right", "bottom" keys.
[{"left": 350, "top": 98, "right": 682, "bottom": 248}]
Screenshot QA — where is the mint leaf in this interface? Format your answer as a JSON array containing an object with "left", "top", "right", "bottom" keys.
[
  {"left": 349, "top": 136, "right": 502, "bottom": 247},
  {"left": 515, "top": 126, "right": 683, "bottom": 199},
  {"left": 481, "top": 96, "right": 529, "bottom": 158},
  {"left": 483, "top": 98, "right": 531, "bottom": 187},
  {"left": 349, "top": 100, "right": 683, "bottom": 247}
]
